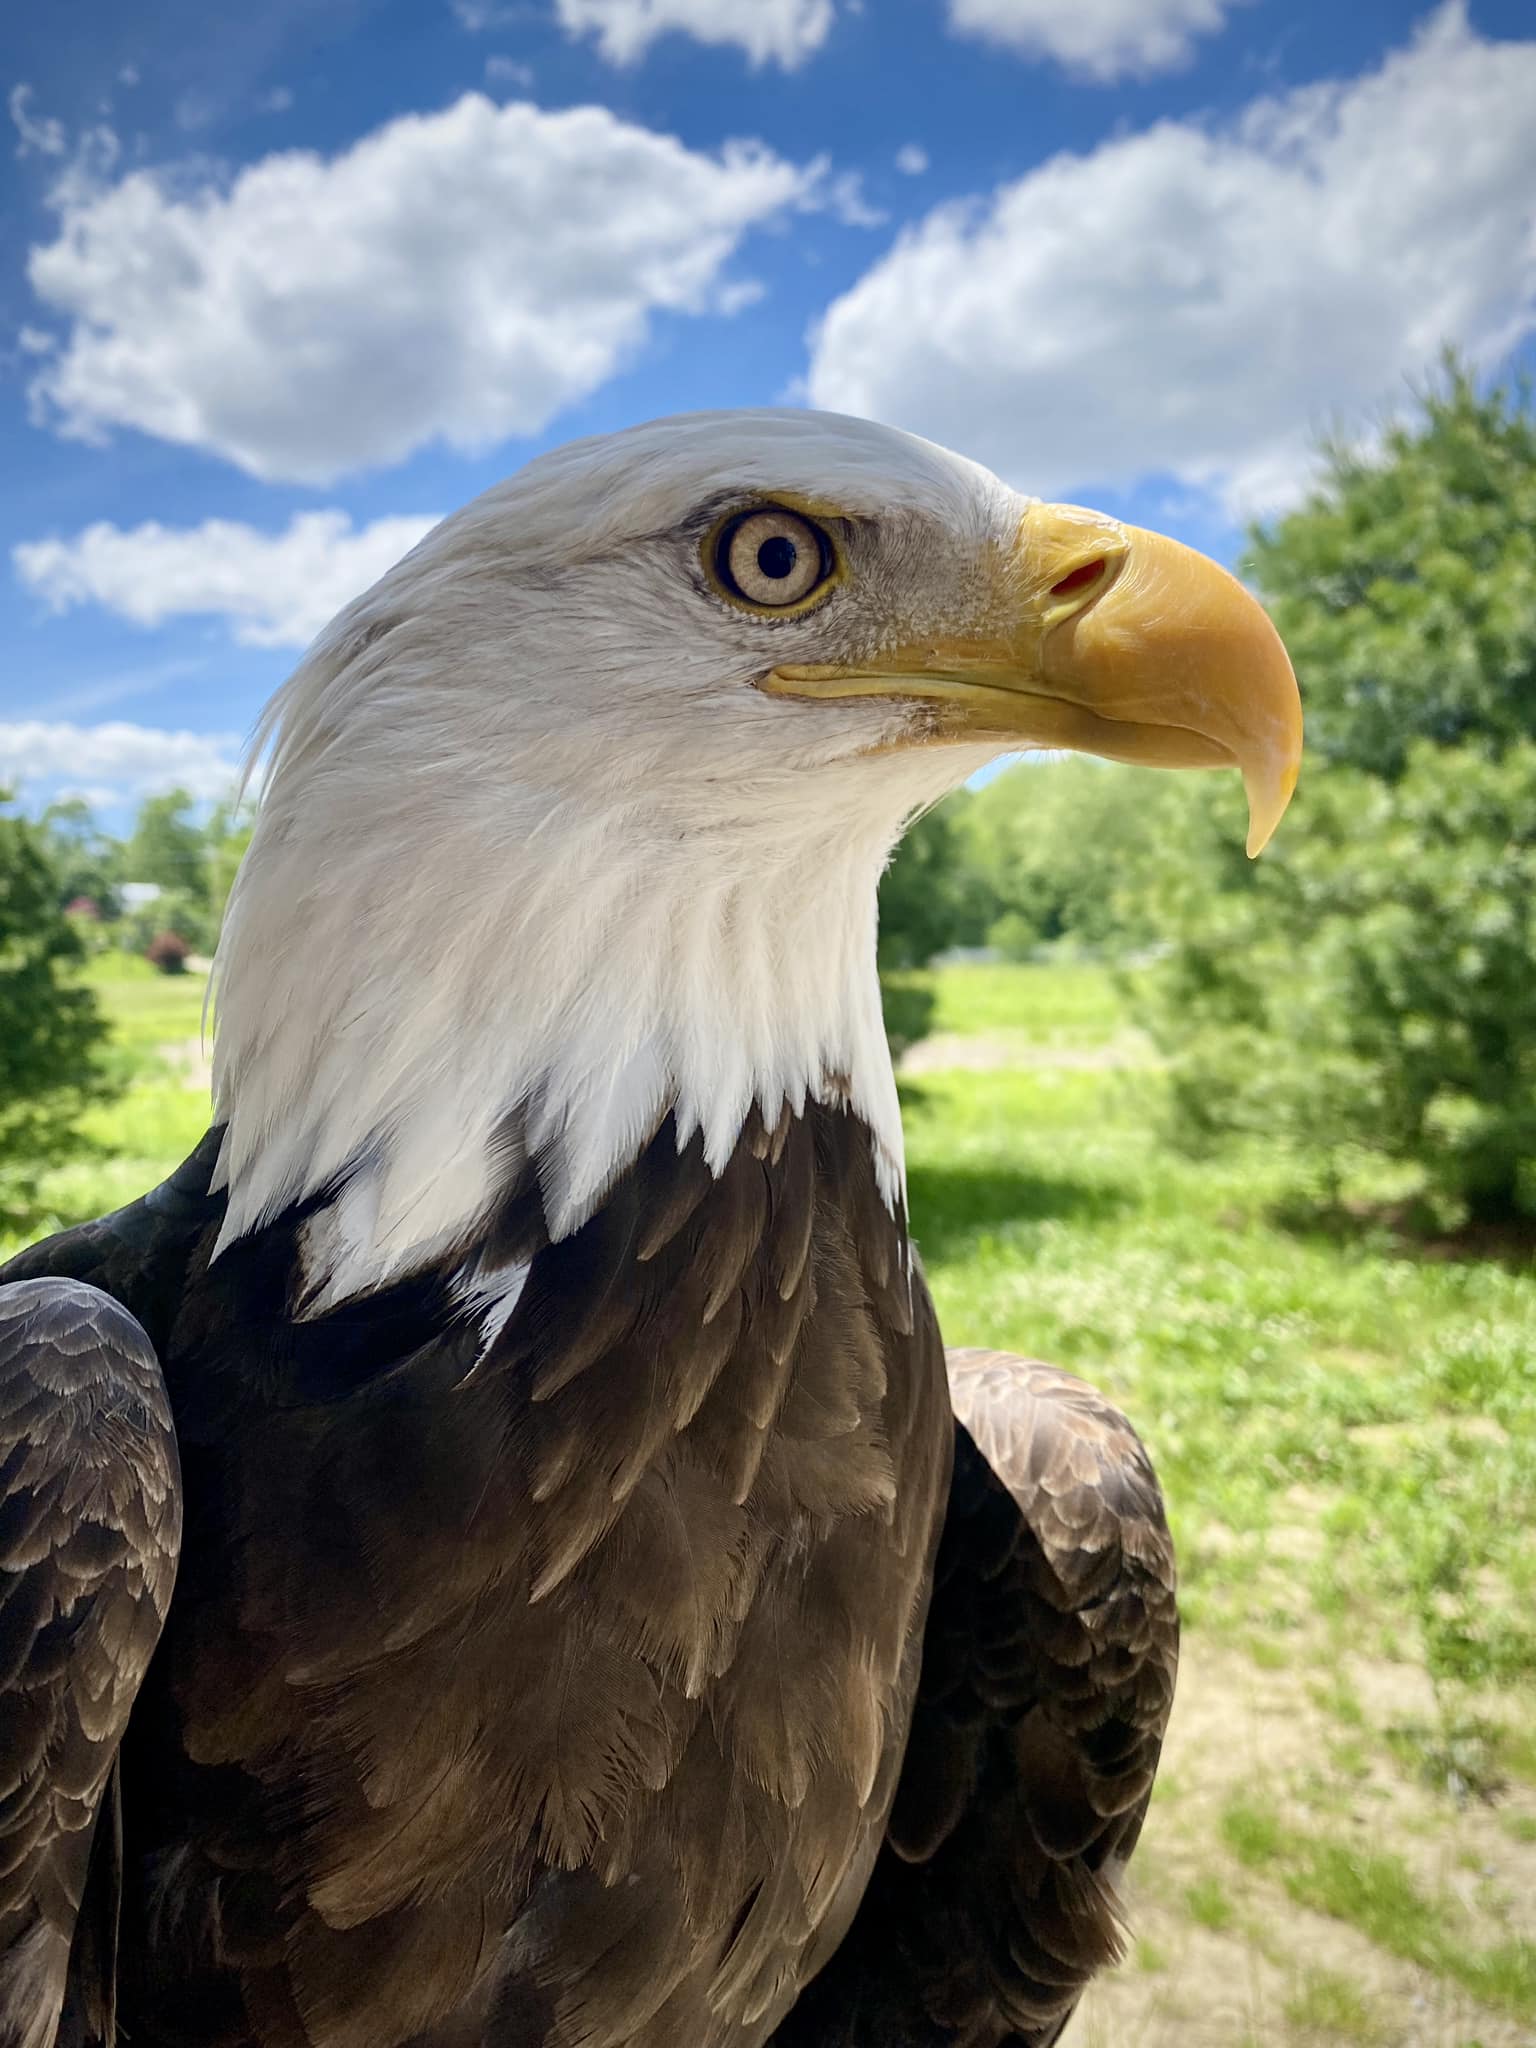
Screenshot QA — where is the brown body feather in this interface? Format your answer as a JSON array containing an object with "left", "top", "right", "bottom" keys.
[
  {"left": 0, "top": 1281, "right": 181, "bottom": 2048},
  {"left": 1, "top": 1150, "right": 1176, "bottom": 2047},
  {"left": 772, "top": 1350, "right": 1179, "bottom": 2048},
  {"left": 2, "top": 1109, "right": 950, "bottom": 2046}
]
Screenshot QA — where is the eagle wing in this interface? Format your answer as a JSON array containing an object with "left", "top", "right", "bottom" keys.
[
  {"left": 0, "top": 1278, "right": 181, "bottom": 2048},
  {"left": 773, "top": 1346, "right": 1178, "bottom": 2047}
]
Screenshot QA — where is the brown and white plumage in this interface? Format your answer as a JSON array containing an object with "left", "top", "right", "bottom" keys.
[{"left": 0, "top": 409, "right": 1296, "bottom": 2044}]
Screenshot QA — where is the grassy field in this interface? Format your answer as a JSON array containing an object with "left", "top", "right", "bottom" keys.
[
  {"left": 3, "top": 955, "right": 213, "bottom": 1237},
  {"left": 5, "top": 957, "right": 1534, "bottom": 2046},
  {"left": 898, "top": 967, "right": 1536, "bottom": 2048}
]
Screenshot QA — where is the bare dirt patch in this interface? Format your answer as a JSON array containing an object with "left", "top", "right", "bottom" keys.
[
  {"left": 1071, "top": 1636, "right": 1536, "bottom": 2046},
  {"left": 158, "top": 1037, "right": 214, "bottom": 1092}
]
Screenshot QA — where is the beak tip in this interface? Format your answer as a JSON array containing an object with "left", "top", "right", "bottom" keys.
[{"left": 1243, "top": 753, "right": 1301, "bottom": 858}]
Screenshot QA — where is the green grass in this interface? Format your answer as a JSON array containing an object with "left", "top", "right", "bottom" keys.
[
  {"left": 1283, "top": 1840, "right": 1443, "bottom": 1963},
  {"left": 1282, "top": 1967, "right": 1386, "bottom": 2042},
  {"left": 78, "top": 951, "right": 208, "bottom": 1056},
  {"left": 1222, "top": 1798, "right": 1286, "bottom": 1869},
  {"left": 1222, "top": 1799, "right": 1536, "bottom": 2023},
  {"left": 1183, "top": 1874, "right": 1236, "bottom": 1931},
  {"left": 2, "top": 957, "right": 210, "bottom": 1256},
  {"left": 901, "top": 965, "right": 1535, "bottom": 2031},
  {"left": 903, "top": 968, "right": 1536, "bottom": 1690},
  {"left": 1498, "top": 1720, "right": 1536, "bottom": 1787},
  {"left": 1285, "top": 1839, "right": 1536, "bottom": 2021},
  {"left": 914, "top": 959, "right": 1131, "bottom": 1041}
]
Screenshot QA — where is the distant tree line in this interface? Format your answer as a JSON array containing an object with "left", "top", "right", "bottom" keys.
[
  {"left": 29, "top": 789, "right": 253, "bottom": 963},
  {"left": 877, "top": 754, "right": 1187, "bottom": 971}
]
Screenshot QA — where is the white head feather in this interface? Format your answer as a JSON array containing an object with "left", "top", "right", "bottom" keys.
[{"left": 211, "top": 410, "right": 1017, "bottom": 1305}]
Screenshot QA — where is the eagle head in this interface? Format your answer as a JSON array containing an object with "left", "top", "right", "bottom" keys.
[{"left": 211, "top": 410, "right": 1300, "bottom": 1302}]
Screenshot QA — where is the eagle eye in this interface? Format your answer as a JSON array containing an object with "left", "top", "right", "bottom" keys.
[{"left": 709, "top": 507, "right": 837, "bottom": 613}]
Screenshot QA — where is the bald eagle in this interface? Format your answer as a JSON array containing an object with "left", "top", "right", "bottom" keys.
[{"left": 0, "top": 411, "right": 1299, "bottom": 2048}]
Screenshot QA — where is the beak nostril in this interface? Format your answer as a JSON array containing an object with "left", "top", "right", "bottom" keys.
[{"left": 1049, "top": 558, "right": 1108, "bottom": 600}]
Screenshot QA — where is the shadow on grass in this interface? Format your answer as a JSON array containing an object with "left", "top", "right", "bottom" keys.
[
  {"left": 907, "top": 1158, "right": 1127, "bottom": 1262},
  {"left": 1268, "top": 1190, "right": 1536, "bottom": 1271}
]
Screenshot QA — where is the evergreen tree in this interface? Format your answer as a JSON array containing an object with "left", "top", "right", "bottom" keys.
[{"left": 1139, "top": 367, "right": 1536, "bottom": 1222}]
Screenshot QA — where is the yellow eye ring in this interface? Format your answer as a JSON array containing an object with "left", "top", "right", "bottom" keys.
[{"left": 705, "top": 506, "right": 840, "bottom": 616}]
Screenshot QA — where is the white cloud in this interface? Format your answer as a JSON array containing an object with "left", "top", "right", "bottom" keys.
[
  {"left": 174, "top": 92, "right": 217, "bottom": 132},
  {"left": 555, "top": 0, "right": 834, "bottom": 69},
  {"left": 450, "top": 0, "right": 517, "bottom": 27},
  {"left": 808, "top": 4, "right": 1536, "bottom": 518},
  {"left": 10, "top": 84, "right": 66, "bottom": 158},
  {"left": 895, "top": 144, "right": 928, "bottom": 176},
  {"left": 25, "top": 95, "right": 822, "bottom": 484},
  {"left": 53, "top": 785, "right": 136, "bottom": 812},
  {"left": 1, "top": 722, "right": 243, "bottom": 802},
  {"left": 260, "top": 86, "right": 295, "bottom": 113},
  {"left": 484, "top": 55, "right": 535, "bottom": 87},
  {"left": 43, "top": 657, "right": 214, "bottom": 719},
  {"left": 948, "top": 0, "right": 1237, "bottom": 81},
  {"left": 14, "top": 510, "right": 438, "bottom": 649},
  {"left": 823, "top": 169, "right": 886, "bottom": 228}
]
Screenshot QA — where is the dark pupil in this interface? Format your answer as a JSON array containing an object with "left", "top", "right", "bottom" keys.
[{"left": 757, "top": 534, "right": 798, "bottom": 581}]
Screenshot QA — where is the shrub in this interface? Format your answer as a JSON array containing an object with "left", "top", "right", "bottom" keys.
[
  {"left": 1137, "top": 367, "right": 1536, "bottom": 1225},
  {"left": 145, "top": 930, "right": 192, "bottom": 975},
  {"left": 1139, "top": 744, "right": 1536, "bottom": 1220},
  {"left": 878, "top": 797, "right": 990, "bottom": 970}
]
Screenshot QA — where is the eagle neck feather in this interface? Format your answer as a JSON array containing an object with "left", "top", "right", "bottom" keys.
[{"left": 210, "top": 772, "right": 924, "bottom": 1309}]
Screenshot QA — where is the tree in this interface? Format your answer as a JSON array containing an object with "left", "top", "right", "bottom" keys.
[
  {"left": 123, "top": 789, "right": 218, "bottom": 956},
  {"left": 1138, "top": 366, "right": 1536, "bottom": 1223},
  {"left": 126, "top": 789, "right": 211, "bottom": 904},
  {"left": 1248, "top": 361, "right": 1536, "bottom": 780},
  {"left": 145, "top": 930, "right": 192, "bottom": 976},
  {"left": 876, "top": 795, "right": 990, "bottom": 971},
  {"left": 0, "top": 798, "right": 117, "bottom": 1215},
  {"left": 204, "top": 798, "right": 255, "bottom": 933},
  {"left": 875, "top": 796, "right": 993, "bottom": 1064},
  {"left": 38, "top": 797, "right": 123, "bottom": 917},
  {"left": 962, "top": 756, "right": 1192, "bottom": 958}
]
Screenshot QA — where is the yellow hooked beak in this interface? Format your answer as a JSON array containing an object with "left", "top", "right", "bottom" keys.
[{"left": 764, "top": 502, "right": 1303, "bottom": 855}]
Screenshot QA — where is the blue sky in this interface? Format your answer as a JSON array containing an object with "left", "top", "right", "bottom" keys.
[{"left": 3, "top": 0, "right": 1534, "bottom": 821}]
